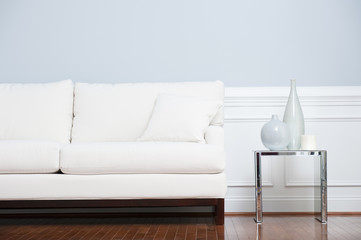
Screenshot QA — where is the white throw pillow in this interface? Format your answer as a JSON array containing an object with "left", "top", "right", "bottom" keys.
[{"left": 137, "top": 94, "right": 222, "bottom": 143}]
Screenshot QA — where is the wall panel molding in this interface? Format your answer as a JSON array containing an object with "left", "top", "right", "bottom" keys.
[
  {"left": 224, "top": 86, "right": 361, "bottom": 122},
  {"left": 225, "top": 116, "right": 361, "bottom": 123}
]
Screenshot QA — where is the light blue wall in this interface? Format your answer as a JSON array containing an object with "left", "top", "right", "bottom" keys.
[{"left": 1, "top": 0, "right": 360, "bottom": 86}]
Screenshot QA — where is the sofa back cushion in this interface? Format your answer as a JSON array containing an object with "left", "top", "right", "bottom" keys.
[
  {"left": 0, "top": 80, "right": 74, "bottom": 144},
  {"left": 72, "top": 81, "right": 224, "bottom": 142}
]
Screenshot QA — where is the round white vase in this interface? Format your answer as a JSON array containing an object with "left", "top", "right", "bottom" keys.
[
  {"left": 283, "top": 79, "right": 305, "bottom": 150},
  {"left": 261, "top": 114, "right": 290, "bottom": 150}
]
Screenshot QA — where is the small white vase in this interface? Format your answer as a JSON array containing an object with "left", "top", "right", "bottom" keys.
[
  {"left": 283, "top": 79, "right": 305, "bottom": 150},
  {"left": 261, "top": 114, "right": 290, "bottom": 150}
]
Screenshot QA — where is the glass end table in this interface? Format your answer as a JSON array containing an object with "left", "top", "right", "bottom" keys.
[{"left": 254, "top": 150, "right": 327, "bottom": 224}]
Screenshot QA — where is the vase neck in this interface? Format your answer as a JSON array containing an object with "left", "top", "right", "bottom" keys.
[
  {"left": 272, "top": 114, "right": 278, "bottom": 120},
  {"left": 289, "top": 79, "right": 298, "bottom": 96},
  {"left": 290, "top": 79, "right": 296, "bottom": 90}
]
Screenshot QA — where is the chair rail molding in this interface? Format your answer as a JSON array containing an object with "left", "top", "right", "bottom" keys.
[{"left": 223, "top": 86, "right": 361, "bottom": 212}]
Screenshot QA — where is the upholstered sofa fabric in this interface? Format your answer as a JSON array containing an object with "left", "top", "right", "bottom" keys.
[
  {"left": 205, "top": 126, "right": 225, "bottom": 146},
  {"left": 71, "top": 81, "right": 224, "bottom": 142},
  {"left": 60, "top": 142, "right": 225, "bottom": 174},
  {"left": 0, "top": 140, "right": 61, "bottom": 174},
  {"left": 0, "top": 80, "right": 74, "bottom": 144},
  {"left": 0, "top": 173, "right": 227, "bottom": 200}
]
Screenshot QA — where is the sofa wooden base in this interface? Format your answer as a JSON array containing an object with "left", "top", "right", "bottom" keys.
[{"left": 0, "top": 198, "right": 224, "bottom": 225}]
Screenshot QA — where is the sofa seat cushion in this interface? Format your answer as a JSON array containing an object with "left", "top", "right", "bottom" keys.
[
  {"left": 60, "top": 142, "right": 225, "bottom": 174},
  {"left": 0, "top": 140, "right": 61, "bottom": 173}
]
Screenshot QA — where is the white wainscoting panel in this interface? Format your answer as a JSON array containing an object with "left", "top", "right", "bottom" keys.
[{"left": 224, "top": 86, "right": 361, "bottom": 212}]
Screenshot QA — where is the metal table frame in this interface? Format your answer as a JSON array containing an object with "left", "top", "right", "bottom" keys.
[{"left": 254, "top": 150, "right": 327, "bottom": 224}]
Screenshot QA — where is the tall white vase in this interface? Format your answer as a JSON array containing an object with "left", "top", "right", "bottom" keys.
[{"left": 283, "top": 79, "right": 305, "bottom": 150}]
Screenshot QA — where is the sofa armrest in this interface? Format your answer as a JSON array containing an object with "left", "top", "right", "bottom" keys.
[{"left": 205, "top": 126, "right": 224, "bottom": 146}]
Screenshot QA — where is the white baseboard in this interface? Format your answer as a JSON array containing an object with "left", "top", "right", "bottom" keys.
[{"left": 225, "top": 196, "right": 361, "bottom": 212}]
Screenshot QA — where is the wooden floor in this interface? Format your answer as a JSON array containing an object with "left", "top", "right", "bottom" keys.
[{"left": 0, "top": 215, "right": 361, "bottom": 240}]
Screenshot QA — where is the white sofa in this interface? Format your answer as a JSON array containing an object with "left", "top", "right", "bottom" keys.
[{"left": 0, "top": 80, "right": 226, "bottom": 224}]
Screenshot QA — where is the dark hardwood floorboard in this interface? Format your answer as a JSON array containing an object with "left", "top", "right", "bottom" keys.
[
  {"left": 142, "top": 218, "right": 160, "bottom": 240},
  {"left": 185, "top": 220, "right": 196, "bottom": 240},
  {"left": 234, "top": 214, "right": 256, "bottom": 240},
  {"left": 1, "top": 215, "right": 361, "bottom": 239}
]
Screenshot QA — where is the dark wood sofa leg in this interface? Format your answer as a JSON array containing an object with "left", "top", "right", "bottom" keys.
[{"left": 215, "top": 198, "right": 224, "bottom": 225}]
